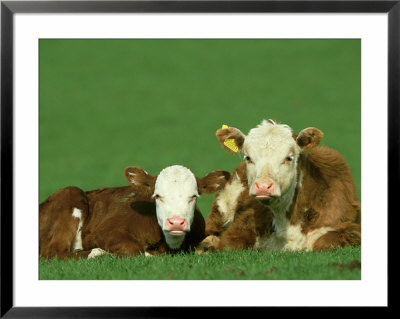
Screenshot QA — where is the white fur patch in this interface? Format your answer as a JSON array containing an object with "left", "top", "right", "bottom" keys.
[
  {"left": 216, "top": 173, "right": 245, "bottom": 227},
  {"left": 298, "top": 171, "right": 303, "bottom": 188},
  {"left": 154, "top": 165, "right": 199, "bottom": 249},
  {"left": 119, "top": 192, "right": 136, "bottom": 203},
  {"left": 267, "top": 180, "right": 297, "bottom": 218},
  {"left": 256, "top": 219, "right": 335, "bottom": 251},
  {"left": 72, "top": 207, "right": 82, "bottom": 219},
  {"left": 87, "top": 248, "right": 107, "bottom": 259},
  {"left": 305, "top": 227, "right": 335, "bottom": 250},
  {"left": 71, "top": 208, "right": 83, "bottom": 252},
  {"left": 284, "top": 224, "right": 308, "bottom": 250}
]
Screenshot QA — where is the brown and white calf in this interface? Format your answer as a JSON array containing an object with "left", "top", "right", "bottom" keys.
[
  {"left": 39, "top": 165, "right": 230, "bottom": 259},
  {"left": 202, "top": 120, "right": 361, "bottom": 251}
]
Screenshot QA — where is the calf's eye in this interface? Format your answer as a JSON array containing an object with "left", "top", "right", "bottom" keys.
[
  {"left": 244, "top": 155, "right": 253, "bottom": 163},
  {"left": 284, "top": 155, "right": 294, "bottom": 164}
]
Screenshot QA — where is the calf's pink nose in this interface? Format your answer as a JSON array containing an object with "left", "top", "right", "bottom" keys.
[
  {"left": 254, "top": 181, "right": 274, "bottom": 196},
  {"left": 167, "top": 217, "right": 187, "bottom": 231}
]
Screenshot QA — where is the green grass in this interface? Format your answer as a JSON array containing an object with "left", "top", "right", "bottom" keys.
[
  {"left": 39, "top": 39, "right": 361, "bottom": 280},
  {"left": 39, "top": 246, "right": 361, "bottom": 280}
]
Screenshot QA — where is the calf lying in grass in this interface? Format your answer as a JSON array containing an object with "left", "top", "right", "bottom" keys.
[
  {"left": 40, "top": 165, "right": 230, "bottom": 259},
  {"left": 202, "top": 119, "right": 361, "bottom": 252}
]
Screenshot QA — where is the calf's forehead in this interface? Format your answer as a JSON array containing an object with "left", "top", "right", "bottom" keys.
[
  {"left": 244, "top": 122, "right": 298, "bottom": 156},
  {"left": 155, "top": 165, "right": 198, "bottom": 195}
]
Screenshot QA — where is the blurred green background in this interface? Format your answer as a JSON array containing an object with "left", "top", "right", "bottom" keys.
[{"left": 39, "top": 39, "right": 361, "bottom": 215}]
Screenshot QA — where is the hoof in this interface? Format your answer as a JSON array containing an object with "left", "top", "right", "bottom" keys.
[
  {"left": 88, "top": 248, "right": 107, "bottom": 259},
  {"left": 199, "top": 235, "right": 220, "bottom": 250}
]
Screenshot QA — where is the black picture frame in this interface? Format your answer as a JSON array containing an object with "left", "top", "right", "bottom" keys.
[{"left": 1, "top": 0, "right": 396, "bottom": 317}]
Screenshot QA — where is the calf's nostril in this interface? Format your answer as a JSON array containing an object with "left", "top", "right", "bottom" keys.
[
  {"left": 254, "top": 181, "right": 274, "bottom": 195},
  {"left": 167, "top": 217, "right": 186, "bottom": 227}
]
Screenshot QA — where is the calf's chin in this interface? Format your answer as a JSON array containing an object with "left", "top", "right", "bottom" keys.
[{"left": 163, "top": 231, "right": 187, "bottom": 250}]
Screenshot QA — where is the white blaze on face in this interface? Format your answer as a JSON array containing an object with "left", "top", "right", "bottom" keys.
[
  {"left": 243, "top": 120, "right": 300, "bottom": 211},
  {"left": 153, "top": 165, "right": 199, "bottom": 249}
]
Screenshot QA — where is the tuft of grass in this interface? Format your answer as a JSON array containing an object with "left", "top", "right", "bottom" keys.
[{"left": 39, "top": 246, "right": 361, "bottom": 280}]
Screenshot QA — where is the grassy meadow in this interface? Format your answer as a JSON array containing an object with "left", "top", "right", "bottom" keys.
[
  {"left": 40, "top": 246, "right": 361, "bottom": 280},
  {"left": 39, "top": 39, "right": 361, "bottom": 280}
]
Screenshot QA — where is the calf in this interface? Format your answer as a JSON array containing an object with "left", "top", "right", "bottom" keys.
[
  {"left": 39, "top": 165, "right": 230, "bottom": 259},
  {"left": 202, "top": 120, "right": 361, "bottom": 251}
]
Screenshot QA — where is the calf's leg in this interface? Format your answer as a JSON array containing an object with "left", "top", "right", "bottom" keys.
[
  {"left": 312, "top": 223, "right": 361, "bottom": 251},
  {"left": 201, "top": 210, "right": 256, "bottom": 251},
  {"left": 85, "top": 229, "right": 145, "bottom": 257}
]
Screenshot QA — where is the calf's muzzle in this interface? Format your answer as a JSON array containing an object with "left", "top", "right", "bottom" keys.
[
  {"left": 167, "top": 217, "right": 187, "bottom": 235},
  {"left": 254, "top": 181, "right": 274, "bottom": 198}
]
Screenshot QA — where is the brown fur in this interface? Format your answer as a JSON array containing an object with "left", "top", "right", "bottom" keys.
[
  {"left": 296, "top": 127, "right": 324, "bottom": 149},
  {"left": 202, "top": 126, "right": 360, "bottom": 251},
  {"left": 196, "top": 170, "right": 231, "bottom": 194},
  {"left": 39, "top": 186, "right": 92, "bottom": 259},
  {"left": 40, "top": 167, "right": 229, "bottom": 259},
  {"left": 290, "top": 146, "right": 361, "bottom": 250},
  {"left": 124, "top": 166, "right": 157, "bottom": 198},
  {"left": 202, "top": 162, "right": 274, "bottom": 250}
]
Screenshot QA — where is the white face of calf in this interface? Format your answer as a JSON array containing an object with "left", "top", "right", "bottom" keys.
[
  {"left": 124, "top": 165, "right": 229, "bottom": 249},
  {"left": 216, "top": 120, "right": 323, "bottom": 212},
  {"left": 243, "top": 121, "right": 300, "bottom": 203},
  {"left": 153, "top": 166, "right": 198, "bottom": 236}
]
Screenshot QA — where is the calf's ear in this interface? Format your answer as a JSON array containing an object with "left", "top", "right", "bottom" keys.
[
  {"left": 124, "top": 166, "right": 156, "bottom": 195},
  {"left": 196, "top": 170, "right": 231, "bottom": 194},
  {"left": 296, "top": 127, "right": 324, "bottom": 150},
  {"left": 216, "top": 126, "right": 246, "bottom": 154}
]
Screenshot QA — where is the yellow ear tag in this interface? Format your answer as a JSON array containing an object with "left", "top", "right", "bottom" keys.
[{"left": 221, "top": 124, "right": 239, "bottom": 153}]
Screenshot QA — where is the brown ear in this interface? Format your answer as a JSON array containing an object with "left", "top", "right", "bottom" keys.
[
  {"left": 216, "top": 127, "right": 245, "bottom": 154},
  {"left": 196, "top": 170, "right": 231, "bottom": 195},
  {"left": 124, "top": 166, "right": 157, "bottom": 196},
  {"left": 296, "top": 127, "right": 324, "bottom": 150}
]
